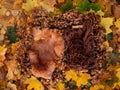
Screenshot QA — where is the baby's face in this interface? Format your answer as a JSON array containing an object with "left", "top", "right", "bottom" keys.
[{"left": 28, "top": 28, "right": 64, "bottom": 79}]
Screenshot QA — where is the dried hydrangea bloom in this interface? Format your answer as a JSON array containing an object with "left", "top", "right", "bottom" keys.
[{"left": 28, "top": 28, "right": 64, "bottom": 79}]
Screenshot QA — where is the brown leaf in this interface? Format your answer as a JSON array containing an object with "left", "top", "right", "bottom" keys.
[{"left": 112, "top": 5, "right": 120, "bottom": 18}]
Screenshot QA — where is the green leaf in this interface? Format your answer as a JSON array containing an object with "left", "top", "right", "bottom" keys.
[
  {"left": 86, "top": 80, "right": 91, "bottom": 87},
  {"left": 106, "top": 32, "right": 113, "bottom": 41},
  {"left": 76, "top": 0, "right": 101, "bottom": 13},
  {"left": 60, "top": 1, "right": 74, "bottom": 13},
  {"left": 91, "top": 3, "right": 101, "bottom": 12},
  {"left": 6, "top": 24, "right": 19, "bottom": 43},
  {"left": 76, "top": 0, "right": 90, "bottom": 12},
  {"left": 105, "top": 80, "right": 118, "bottom": 87}
]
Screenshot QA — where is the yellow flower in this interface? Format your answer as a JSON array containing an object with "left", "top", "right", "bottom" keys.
[
  {"left": 57, "top": 82, "right": 64, "bottom": 90},
  {"left": 90, "top": 85, "right": 104, "bottom": 90},
  {"left": 76, "top": 72, "right": 91, "bottom": 87},
  {"left": 24, "top": 76, "right": 44, "bottom": 90},
  {"left": 65, "top": 70, "right": 78, "bottom": 81}
]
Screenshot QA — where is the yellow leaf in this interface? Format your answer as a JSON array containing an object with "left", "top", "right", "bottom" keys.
[
  {"left": 58, "top": 0, "right": 64, "bottom": 3},
  {"left": 76, "top": 72, "right": 91, "bottom": 87},
  {"left": 11, "top": 42, "right": 20, "bottom": 54},
  {"left": 115, "top": 18, "right": 120, "bottom": 29},
  {"left": 22, "top": 0, "right": 40, "bottom": 12},
  {"left": 6, "top": 70, "right": 14, "bottom": 80},
  {"left": 41, "top": 0, "right": 56, "bottom": 7},
  {"left": 0, "top": 28, "right": 6, "bottom": 34},
  {"left": 90, "top": 85, "right": 104, "bottom": 90},
  {"left": 13, "top": 0, "right": 23, "bottom": 9},
  {"left": 113, "top": 82, "right": 120, "bottom": 88},
  {"left": 65, "top": 70, "right": 78, "bottom": 81},
  {"left": 102, "top": 41, "right": 109, "bottom": 47},
  {"left": 6, "top": 60, "right": 18, "bottom": 80},
  {"left": 98, "top": 0, "right": 113, "bottom": 14},
  {"left": 7, "top": 82, "right": 17, "bottom": 90},
  {"left": 0, "top": 62, "right": 4, "bottom": 67},
  {"left": 116, "top": 68, "right": 120, "bottom": 80},
  {"left": 107, "top": 65, "right": 115, "bottom": 72},
  {"left": 0, "top": 45, "right": 7, "bottom": 62},
  {"left": 97, "top": 10, "right": 105, "bottom": 17},
  {"left": 39, "top": 2, "right": 54, "bottom": 12},
  {"left": 100, "top": 17, "right": 114, "bottom": 35},
  {"left": 57, "top": 82, "right": 64, "bottom": 90},
  {"left": 0, "top": 28, "right": 6, "bottom": 41},
  {"left": 65, "top": 70, "right": 91, "bottom": 87},
  {"left": 104, "top": 85, "right": 112, "bottom": 90},
  {"left": 107, "top": 63, "right": 120, "bottom": 72},
  {"left": 106, "top": 47, "right": 113, "bottom": 52},
  {"left": 0, "top": 4, "right": 6, "bottom": 18},
  {"left": 24, "top": 76, "right": 44, "bottom": 90},
  {"left": 8, "top": 17, "right": 15, "bottom": 24}
]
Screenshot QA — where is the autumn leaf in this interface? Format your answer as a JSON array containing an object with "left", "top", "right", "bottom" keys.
[
  {"left": 65, "top": 70, "right": 78, "bottom": 81},
  {"left": 6, "top": 42, "right": 21, "bottom": 80},
  {"left": 107, "top": 63, "right": 120, "bottom": 72},
  {"left": 102, "top": 41, "right": 109, "bottom": 47},
  {"left": 7, "top": 82, "right": 17, "bottom": 90},
  {"left": 90, "top": 84, "right": 104, "bottom": 90},
  {"left": 100, "top": 17, "right": 114, "bottom": 35},
  {"left": 0, "top": 27, "right": 6, "bottom": 41},
  {"left": 39, "top": 2, "right": 54, "bottom": 12},
  {"left": 39, "top": 0, "right": 56, "bottom": 7},
  {"left": 98, "top": 0, "right": 114, "bottom": 15},
  {"left": 113, "top": 82, "right": 120, "bottom": 89},
  {"left": 96, "top": 10, "right": 105, "bottom": 17},
  {"left": 76, "top": 72, "right": 91, "bottom": 87},
  {"left": 22, "top": 0, "right": 40, "bottom": 12},
  {"left": 6, "top": 24, "right": 19, "bottom": 43},
  {"left": 76, "top": 0, "right": 101, "bottom": 13},
  {"left": 115, "top": 18, "right": 120, "bottom": 29},
  {"left": 60, "top": 1, "right": 74, "bottom": 13},
  {"left": 11, "top": 42, "right": 20, "bottom": 54},
  {"left": 13, "top": 0, "right": 23, "bottom": 9},
  {"left": 116, "top": 68, "right": 120, "bottom": 80},
  {"left": 0, "top": 4, "right": 6, "bottom": 18},
  {"left": 106, "top": 32, "right": 113, "bottom": 41},
  {"left": 6, "top": 60, "right": 18, "bottom": 80},
  {"left": 65, "top": 70, "right": 91, "bottom": 87},
  {"left": 57, "top": 82, "right": 64, "bottom": 90},
  {"left": 24, "top": 76, "right": 44, "bottom": 90},
  {"left": 0, "top": 45, "right": 7, "bottom": 62},
  {"left": 58, "top": 0, "right": 64, "bottom": 3}
]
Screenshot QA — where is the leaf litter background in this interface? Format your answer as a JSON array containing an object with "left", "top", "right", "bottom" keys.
[{"left": 0, "top": 0, "right": 120, "bottom": 90}]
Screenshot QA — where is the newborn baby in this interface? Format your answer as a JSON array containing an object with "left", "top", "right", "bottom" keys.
[{"left": 28, "top": 28, "right": 64, "bottom": 79}]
